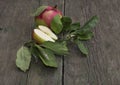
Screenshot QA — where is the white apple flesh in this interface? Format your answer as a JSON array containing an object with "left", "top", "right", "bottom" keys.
[
  {"left": 38, "top": 25, "right": 58, "bottom": 40},
  {"left": 33, "top": 29, "right": 55, "bottom": 43}
]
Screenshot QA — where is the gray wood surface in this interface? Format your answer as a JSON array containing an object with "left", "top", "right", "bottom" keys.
[
  {"left": 0, "top": 0, "right": 36, "bottom": 85},
  {"left": 64, "top": 0, "right": 120, "bottom": 85},
  {"left": 0, "top": 0, "right": 120, "bottom": 85}
]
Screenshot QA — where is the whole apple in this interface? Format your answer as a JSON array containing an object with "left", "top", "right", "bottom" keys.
[{"left": 35, "top": 6, "right": 62, "bottom": 27}]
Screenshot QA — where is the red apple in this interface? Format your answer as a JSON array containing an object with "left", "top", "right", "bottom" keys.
[{"left": 35, "top": 6, "right": 62, "bottom": 27}]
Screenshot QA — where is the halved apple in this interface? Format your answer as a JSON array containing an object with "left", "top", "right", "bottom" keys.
[
  {"left": 33, "top": 29, "right": 55, "bottom": 43},
  {"left": 38, "top": 25, "right": 58, "bottom": 40}
]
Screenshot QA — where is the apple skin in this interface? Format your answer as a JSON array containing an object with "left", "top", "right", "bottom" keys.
[
  {"left": 32, "top": 31, "right": 43, "bottom": 44},
  {"left": 33, "top": 30, "right": 44, "bottom": 44},
  {"left": 35, "top": 18, "right": 47, "bottom": 26},
  {"left": 35, "top": 6, "right": 62, "bottom": 27}
]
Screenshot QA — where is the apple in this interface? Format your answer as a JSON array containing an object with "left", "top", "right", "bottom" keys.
[
  {"left": 33, "top": 25, "right": 58, "bottom": 44},
  {"left": 33, "top": 29, "right": 55, "bottom": 43},
  {"left": 35, "top": 6, "right": 62, "bottom": 27},
  {"left": 38, "top": 25, "right": 58, "bottom": 40}
]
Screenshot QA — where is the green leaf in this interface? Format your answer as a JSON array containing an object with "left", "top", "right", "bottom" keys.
[
  {"left": 41, "top": 41, "right": 69, "bottom": 55},
  {"left": 24, "top": 40, "right": 34, "bottom": 47},
  {"left": 78, "top": 32, "right": 94, "bottom": 40},
  {"left": 61, "top": 16, "right": 72, "bottom": 31},
  {"left": 31, "top": 6, "right": 48, "bottom": 16},
  {"left": 16, "top": 46, "right": 31, "bottom": 72},
  {"left": 76, "top": 41, "right": 88, "bottom": 55},
  {"left": 35, "top": 45, "right": 58, "bottom": 67},
  {"left": 77, "top": 16, "right": 99, "bottom": 35},
  {"left": 69, "top": 22, "right": 80, "bottom": 32},
  {"left": 51, "top": 15, "right": 63, "bottom": 34},
  {"left": 61, "top": 16, "right": 72, "bottom": 26}
]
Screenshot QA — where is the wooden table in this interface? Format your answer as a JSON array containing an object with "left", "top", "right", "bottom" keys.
[{"left": 0, "top": 0, "right": 120, "bottom": 85}]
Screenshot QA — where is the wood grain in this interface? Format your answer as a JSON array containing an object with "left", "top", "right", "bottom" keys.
[
  {"left": 1, "top": 0, "right": 120, "bottom": 85},
  {"left": 64, "top": 0, "right": 120, "bottom": 85},
  {"left": 0, "top": 0, "right": 38, "bottom": 85}
]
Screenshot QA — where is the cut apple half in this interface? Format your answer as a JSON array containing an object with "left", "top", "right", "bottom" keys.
[
  {"left": 38, "top": 25, "right": 58, "bottom": 40},
  {"left": 33, "top": 29, "right": 55, "bottom": 43}
]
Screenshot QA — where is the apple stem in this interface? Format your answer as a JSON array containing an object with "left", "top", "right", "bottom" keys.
[{"left": 54, "top": 5, "right": 57, "bottom": 9}]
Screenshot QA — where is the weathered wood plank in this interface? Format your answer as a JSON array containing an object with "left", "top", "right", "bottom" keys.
[
  {"left": 26, "top": 0, "right": 64, "bottom": 85},
  {"left": 64, "top": 0, "right": 120, "bottom": 85},
  {"left": 0, "top": 0, "right": 38, "bottom": 85},
  {"left": 1, "top": 0, "right": 120, "bottom": 85}
]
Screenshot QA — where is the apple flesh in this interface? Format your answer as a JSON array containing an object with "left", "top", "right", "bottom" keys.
[
  {"left": 33, "top": 25, "right": 58, "bottom": 44},
  {"left": 38, "top": 25, "right": 58, "bottom": 40},
  {"left": 35, "top": 6, "right": 62, "bottom": 27},
  {"left": 33, "top": 29, "right": 55, "bottom": 43}
]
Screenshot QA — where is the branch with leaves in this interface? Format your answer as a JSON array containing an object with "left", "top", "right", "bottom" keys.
[{"left": 16, "top": 5, "right": 99, "bottom": 72}]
